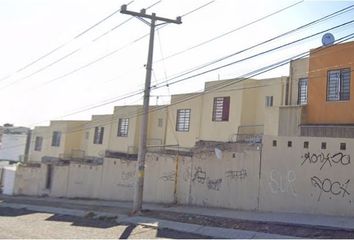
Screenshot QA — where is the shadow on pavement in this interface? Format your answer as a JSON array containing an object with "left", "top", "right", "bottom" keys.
[
  {"left": 119, "top": 224, "right": 137, "bottom": 239},
  {"left": 155, "top": 227, "right": 212, "bottom": 239},
  {"left": 0, "top": 206, "right": 36, "bottom": 217},
  {"left": 45, "top": 214, "right": 119, "bottom": 229}
]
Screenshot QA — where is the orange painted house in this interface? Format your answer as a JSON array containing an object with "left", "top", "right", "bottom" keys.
[{"left": 305, "top": 41, "right": 354, "bottom": 124}]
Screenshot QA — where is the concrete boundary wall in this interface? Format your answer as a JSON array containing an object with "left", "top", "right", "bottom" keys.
[
  {"left": 260, "top": 135, "right": 354, "bottom": 217},
  {"left": 12, "top": 137, "right": 354, "bottom": 217},
  {"left": 177, "top": 145, "right": 261, "bottom": 210}
]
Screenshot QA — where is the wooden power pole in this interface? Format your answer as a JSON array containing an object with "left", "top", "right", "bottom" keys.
[{"left": 120, "top": 4, "right": 182, "bottom": 214}]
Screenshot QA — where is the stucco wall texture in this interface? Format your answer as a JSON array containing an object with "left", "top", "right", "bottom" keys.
[
  {"left": 13, "top": 136, "right": 354, "bottom": 217},
  {"left": 306, "top": 41, "right": 354, "bottom": 124}
]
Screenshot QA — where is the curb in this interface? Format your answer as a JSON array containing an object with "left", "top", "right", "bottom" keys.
[
  {"left": 0, "top": 202, "right": 297, "bottom": 239},
  {"left": 118, "top": 216, "right": 298, "bottom": 239}
]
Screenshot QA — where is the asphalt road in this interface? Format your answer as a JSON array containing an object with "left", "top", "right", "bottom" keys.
[{"left": 0, "top": 207, "right": 210, "bottom": 239}]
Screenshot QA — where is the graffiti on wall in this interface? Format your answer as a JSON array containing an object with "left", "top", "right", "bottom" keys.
[
  {"left": 160, "top": 171, "right": 176, "bottom": 182},
  {"left": 121, "top": 171, "right": 135, "bottom": 181},
  {"left": 301, "top": 152, "right": 350, "bottom": 170},
  {"left": 225, "top": 169, "right": 247, "bottom": 181},
  {"left": 191, "top": 166, "right": 249, "bottom": 192},
  {"left": 269, "top": 170, "right": 297, "bottom": 197},
  {"left": 310, "top": 176, "right": 350, "bottom": 201},
  {"left": 192, "top": 167, "right": 207, "bottom": 184},
  {"left": 207, "top": 178, "right": 222, "bottom": 191}
]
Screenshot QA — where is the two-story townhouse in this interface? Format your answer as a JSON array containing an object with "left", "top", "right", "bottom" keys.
[
  {"left": 106, "top": 105, "right": 168, "bottom": 157},
  {"left": 165, "top": 77, "right": 288, "bottom": 149},
  {"left": 165, "top": 93, "right": 203, "bottom": 149},
  {"left": 301, "top": 41, "right": 354, "bottom": 137},
  {"left": 81, "top": 114, "right": 113, "bottom": 161},
  {"left": 269, "top": 40, "right": 354, "bottom": 138},
  {"left": 40, "top": 120, "right": 89, "bottom": 162},
  {"left": 28, "top": 126, "right": 49, "bottom": 163},
  {"left": 28, "top": 120, "right": 88, "bottom": 191}
]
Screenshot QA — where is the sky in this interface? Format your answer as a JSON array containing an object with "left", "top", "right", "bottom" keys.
[{"left": 0, "top": 0, "right": 353, "bottom": 127}]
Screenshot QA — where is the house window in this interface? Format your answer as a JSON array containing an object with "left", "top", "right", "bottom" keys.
[
  {"left": 176, "top": 109, "right": 191, "bottom": 132},
  {"left": 118, "top": 118, "right": 129, "bottom": 137},
  {"left": 327, "top": 68, "right": 350, "bottom": 101},
  {"left": 51, "top": 131, "right": 61, "bottom": 147},
  {"left": 212, "top": 97, "right": 230, "bottom": 121},
  {"left": 298, "top": 78, "right": 308, "bottom": 105},
  {"left": 265, "top": 96, "right": 273, "bottom": 107},
  {"left": 93, "top": 127, "right": 104, "bottom": 144},
  {"left": 34, "top": 136, "right": 43, "bottom": 151}
]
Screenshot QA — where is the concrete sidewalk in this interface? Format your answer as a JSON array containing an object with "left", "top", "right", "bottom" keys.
[
  {"left": 2, "top": 195, "right": 354, "bottom": 231},
  {"left": 1, "top": 195, "right": 354, "bottom": 238},
  {"left": 0, "top": 197, "right": 295, "bottom": 239}
]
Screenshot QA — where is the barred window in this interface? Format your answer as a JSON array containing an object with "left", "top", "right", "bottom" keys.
[
  {"left": 176, "top": 109, "right": 191, "bottom": 132},
  {"left": 34, "top": 136, "right": 43, "bottom": 151},
  {"left": 212, "top": 97, "right": 230, "bottom": 121},
  {"left": 93, "top": 127, "right": 104, "bottom": 144},
  {"left": 327, "top": 68, "right": 350, "bottom": 101},
  {"left": 265, "top": 96, "right": 273, "bottom": 107},
  {"left": 118, "top": 118, "right": 129, "bottom": 137},
  {"left": 51, "top": 131, "right": 61, "bottom": 147},
  {"left": 298, "top": 78, "right": 308, "bottom": 105}
]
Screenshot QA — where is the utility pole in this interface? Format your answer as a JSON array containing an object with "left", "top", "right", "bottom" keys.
[{"left": 120, "top": 4, "right": 182, "bottom": 214}]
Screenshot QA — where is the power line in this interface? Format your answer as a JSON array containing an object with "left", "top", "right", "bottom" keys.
[
  {"left": 2, "top": 35, "right": 354, "bottom": 153},
  {"left": 84, "top": 1, "right": 353, "bottom": 96},
  {"left": 0, "top": 1, "right": 164, "bottom": 91},
  {"left": 0, "top": 1, "right": 135, "bottom": 83},
  {"left": 26, "top": 18, "right": 354, "bottom": 126},
  {"left": 151, "top": 21, "right": 354, "bottom": 91},
  {"left": 93, "top": 0, "right": 162, "bottom": 42},
  {"left": 155, "top": 0, "right": 305, "bottom": 63},
  {"left": 180, "top": 1, "right": 215, "bottom": 17},
  {"left": 15, "top": 1, "right": 215, "bottom": 91},
  {"left": 3, "top": 3, "right": 351, "bottom": 132}
]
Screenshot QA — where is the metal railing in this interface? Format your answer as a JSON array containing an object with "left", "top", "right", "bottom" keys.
[
  {"left": 229, "top": 125, "right": 264, "bottom": 143},
  {"left": 300, "top": 125, "right": 354, "bottom": 138}
]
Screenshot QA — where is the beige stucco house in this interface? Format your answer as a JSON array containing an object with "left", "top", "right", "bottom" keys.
[
  {"left": 106, "top": 105, "right": 168, "bottom": 156},
  {"left": 28, "top": 120, "right": 89, "bottom": 163},
  {"left": 165, "top": 77, "right": 288, "bottom": 149},
  {"left": 80, "top": 114, "right": 113, "bottom": 160}
]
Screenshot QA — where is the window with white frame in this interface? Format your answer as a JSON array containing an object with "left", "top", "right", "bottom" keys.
[
  {"left": 327, "top": 68, "right": 350, "bottom": 101},
  {"left": 298, "top": 78, "right": 308, "bottom": 105},
  {"left": 118, "top": 118, "right": 129, "bottom": 137},
  {"left": 212, "top": 97, "right": 230, "bottom": 121},
  {"left": 265, "top": 96, "right": 273, "bottom": 107},
  {"left": 51, "top": 131, "right": 61, "bottom": 147},
  {"left": 176, "top": 109, "right": 191, "bottom": 132},
  {"left": 93, "top": 127, "right": 104, "bottom": 144},
  {"left": 34, "top": 136, "right": 43, "bottom": 151}
]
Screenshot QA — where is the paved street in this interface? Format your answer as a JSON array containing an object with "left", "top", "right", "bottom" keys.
[
  {"left": 0, "top": 207, "right": 209, "bottom": 239},
  {"left": 2, "top": 195, "right": 354, "bottom": 239}
]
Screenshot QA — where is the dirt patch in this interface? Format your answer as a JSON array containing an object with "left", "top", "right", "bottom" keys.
[{"left": 142, "top": 210, "right": 354, "bottom": 238}]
